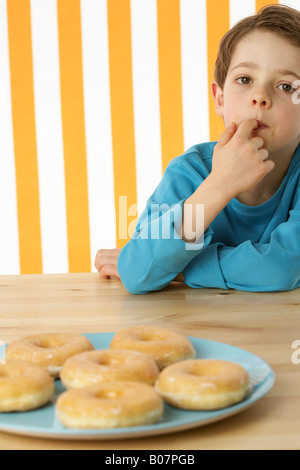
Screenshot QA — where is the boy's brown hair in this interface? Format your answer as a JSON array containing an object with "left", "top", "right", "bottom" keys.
[{"left": 214, "top": 4, "right": 300, "bottom": 89}]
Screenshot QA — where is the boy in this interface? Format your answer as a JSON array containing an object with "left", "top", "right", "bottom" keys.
[{"left": 95, "top": 4, "right": 300, "bottom": 294}]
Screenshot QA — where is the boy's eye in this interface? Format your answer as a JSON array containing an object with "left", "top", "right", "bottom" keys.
[
  {"left": 278, "top": 83, "right": 294, "bottom": 93},
  {"left": 236, "top": 76, "right": 252, "bottom": 85}
]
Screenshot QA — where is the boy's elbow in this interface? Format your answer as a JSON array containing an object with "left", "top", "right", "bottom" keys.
[
  {"left": 120, "top": 271, "right": 174, "bottom": 295},
  {"left": 117, "top": 241, "right": 176, "bottom": 294},
  {"left": 121, "top": 279, "right": 150, "bottom": 295},
  {"left": 119, "top": 267, "right": 156, "bottom": 294},
  {"left": 117, "top": 252, "right": 153, "bottom": 295},
  {"left": 118, "top": 258, "right": 171, "bottom": 295}
]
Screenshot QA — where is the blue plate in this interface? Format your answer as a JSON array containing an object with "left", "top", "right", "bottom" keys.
[{"left": 0, "top": 333, "right": 275, "bottom": 440}]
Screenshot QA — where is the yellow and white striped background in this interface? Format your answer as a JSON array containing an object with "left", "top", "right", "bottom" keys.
[{"left": 1, "top": 0, "right": 299, "bottom": 275}]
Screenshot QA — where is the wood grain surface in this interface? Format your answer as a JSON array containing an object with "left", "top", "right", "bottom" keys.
[{"left": 0, "top": 273, "right": 299, "bottom": 450}]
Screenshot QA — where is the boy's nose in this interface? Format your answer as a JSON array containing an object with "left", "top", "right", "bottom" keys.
[
  {"left": 251, "top": 91, "right": 271, "bottom": 108},
  {"left": 252, "top": 98, "right": 269, "bottom": 107}
]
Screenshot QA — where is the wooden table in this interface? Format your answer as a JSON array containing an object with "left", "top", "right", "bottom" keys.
[{"left": 0, "top": 272, "right": 299, "bottom": 450}]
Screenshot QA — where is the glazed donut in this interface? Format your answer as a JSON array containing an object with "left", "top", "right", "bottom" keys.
[
  {"left": 56, "top": 381, "right": 164, "bottom": 429},
  {"left": 155, "top": 359, "right": 249, "bottom": 410},
  {"left": 0, "top": 362, "right": 54, "bottom": 412},
  {"left": 60, "top": 349, "right": 160, "bottom": 389},
  {"left": 5, "top": 333, "right": 94, "bottom": 378},
  {"left": 110, "top": 326, "right": 196, "bottom": 369}
]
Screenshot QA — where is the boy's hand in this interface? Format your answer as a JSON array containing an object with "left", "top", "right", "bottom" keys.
[
  {"left": 94, "top": 249, "right": 121, "bottom": 280},
  {"left": 210, "top": 119, "right": 275, "bottom": 199}
]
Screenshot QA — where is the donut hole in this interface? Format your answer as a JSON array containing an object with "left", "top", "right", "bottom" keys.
[
  {"left": 135, "top": 330, "right": 168, "bottom": 342},
  {"left": 186, "top": 361, "right": 225, "bottom": 378},
  {"left": 94, "top": 388, "right": 123, "bottom": 400},
  {"left": 95, "top": 355, "right": 120, "bottom": 367},
  {"left": 92, "top": 352, "right": 121, "bottom": 367},
  {"left": 32, "top": 336, "right": 67, "bottom": 349},
  {"left": 96, "top": 357, "right": 112, "bottom": 366}
]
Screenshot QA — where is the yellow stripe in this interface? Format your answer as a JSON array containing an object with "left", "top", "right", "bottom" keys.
[
  {"left": 206, "top": 0, "right": 230, "bottom": 142},
  {"left": 157, "top": 0, "right": 184, "bottom": 172},
  {"left": 7, "top": 0, "right": 42, "bottom": 274},
  {"left": 256, "top": 0, "right": 278, "bottom": 12},
  {"left": 107, "top": 0, "right": 137, "bottom": 248},
  {"left": 57, "top": 0, "right": 91, "bottom": 272}
]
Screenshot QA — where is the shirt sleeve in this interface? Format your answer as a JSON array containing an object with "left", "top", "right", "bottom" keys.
[
  {"left": 117, "top": 157, "right": 213, "bottom": 294},
  {"left": 183, "top": 186, "right": 300, "bottom": 292}
]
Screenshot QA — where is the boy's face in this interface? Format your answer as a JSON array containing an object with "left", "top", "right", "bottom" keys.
[{"left": 212, "top": 30, "right": 300, "bottom": 158}]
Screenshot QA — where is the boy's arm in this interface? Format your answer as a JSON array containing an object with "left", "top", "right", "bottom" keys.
[
  {"left": 117, "top": 120, "right": 274, "bottom": 294},
  {"left": 117, "top": 197, "right": 212, "bottom": 294},
  {"left": 181, "top": 120, "right": 274, "bottom": 241},
  {"left": 183, "top": 185, "right": 300, "bottom": 291}
]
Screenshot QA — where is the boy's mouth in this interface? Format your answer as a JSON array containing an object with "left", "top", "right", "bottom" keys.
[{"left": 255, "top": 120, "right": 269, "bottom": 130}]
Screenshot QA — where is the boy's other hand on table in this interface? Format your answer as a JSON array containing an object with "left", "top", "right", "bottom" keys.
[{"left": 94, "top": 249, "right": 121, "bottom": 280}]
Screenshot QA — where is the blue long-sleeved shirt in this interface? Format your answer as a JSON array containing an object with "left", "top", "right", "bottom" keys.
[{"left": 118, "top": 142, "right": 300, "bottom": 294}]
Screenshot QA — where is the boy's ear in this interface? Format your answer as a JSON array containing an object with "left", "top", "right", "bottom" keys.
[{"left": 211, "top": 81, "right": 224, "bottom": 118}]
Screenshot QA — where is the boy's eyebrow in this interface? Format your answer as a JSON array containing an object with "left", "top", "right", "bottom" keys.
[
  {"left": 230, "top": 61, "right": 259, "bottom": 73},
  {"left": 276, "top": 69, "right": 300, "bottom": 80},
  {"left": 230, "top": 61, "right": 300, "bottom": 80}
]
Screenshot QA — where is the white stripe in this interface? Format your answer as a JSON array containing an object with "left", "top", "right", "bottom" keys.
[
  {"left": 279, "top": 0, "right": 300, "bottom": 11},
  {"left": 80, "top": 0, "right": 116, "bottom": 271},
  {"left": 30, "top": 0, "right": 68, "bottom": 273},
  {"left": 229, "top": 0, "right": 255, "bottom": 27},
  {"left": 180, "top": 0, "right": 210, "bottom": 149},
  {"left": 130, "top": 0, "right": 162, "bottom": 214},
  {"left": 0, "top": 0, "right": 20, "bottom": 275}
]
